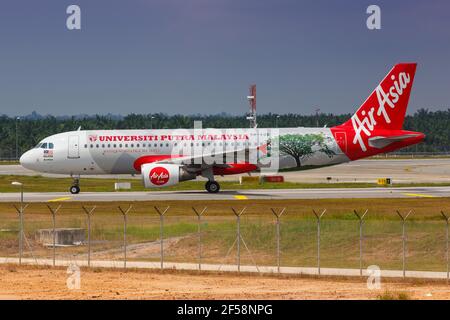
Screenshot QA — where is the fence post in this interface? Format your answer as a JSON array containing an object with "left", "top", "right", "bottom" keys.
[
  {"left": 13, "top": 203, "right": 29, "bottom": 265},
  {"left": 119, "top": 205, "right": 133, "bottom": 269},
  {"left": 232, "top": 207, "right": 246, "bottom": 273},
  {"left": 192, "top": 207, "right": 207, "bottom": 271},
  {"left": 441, "top": 211, "right": 450, "bottom": 284},
  {"left": 46, "top": 204, "right": 62, "bottom": 267},
  {"left": 154, "top": 206, "right": 170, "bottom": 270},
  {"left": 82, "top": 206, "right": 96, "bottom": 268},
  {"left": 271, "top": 208, "right": 286, "bottom": 274},
  {"left": 353, "top": 209, "right": 368, "bottom": 277},
  {"left": 313, "top": 209, "right": 326, "bottom": 275},
  {"left": 396, "top": 210, "right": 412, "bottom": 278}
]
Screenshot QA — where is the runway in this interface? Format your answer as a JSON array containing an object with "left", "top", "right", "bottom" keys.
[
  {"left": 1, "top": 186, "right": 449, "bottom": 202},
  {"left": 2, "top": 158, "right": 450, "bottom": 183}
]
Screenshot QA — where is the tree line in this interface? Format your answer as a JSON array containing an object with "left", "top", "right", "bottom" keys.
[{"left": 0, "top": 108, "right": 449, "bottom": 159}]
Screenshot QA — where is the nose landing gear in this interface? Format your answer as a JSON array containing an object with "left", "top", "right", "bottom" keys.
[
  {"left": 70, "top": 185, "right": 80, "bottom": 194},
  {"left": 205, "top": 180, "right": 220, "bottom": 193},
  {"left": 70, "top": 177, "right": 80, "bottom": 194}
]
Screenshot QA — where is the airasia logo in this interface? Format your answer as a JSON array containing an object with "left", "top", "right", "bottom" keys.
[
  {"left": 149, "top": 167, "right": 170, "bottom": 185},
  {"left": 351, "top": 71, "right": 411, "bottom": 152}
]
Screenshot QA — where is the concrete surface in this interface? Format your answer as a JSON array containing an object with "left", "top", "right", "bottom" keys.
[
  {"left": 1, "top": 257, "right": 448, "bottom": 280},
  {"left": 35, "top": 228, "right": 85, "bottom": 246},
  {"left": 2, "top": 158, "right": 450, "bottom": 183},
  {"left": 0, "top": 186, "right": 449, "bottom": 202}
]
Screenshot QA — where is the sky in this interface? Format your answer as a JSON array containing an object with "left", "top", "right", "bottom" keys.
[{"left": 0, "top": 0, "right": 449, "bottom": 117}]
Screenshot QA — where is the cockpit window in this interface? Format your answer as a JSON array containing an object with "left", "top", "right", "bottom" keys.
[{"left": 35, "top": 142, "right": 54, "bottom": 149}]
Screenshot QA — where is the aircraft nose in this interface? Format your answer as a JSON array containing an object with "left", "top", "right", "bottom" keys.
[{"left": 19, "top": 150, "right": 34, "bottom": 169}]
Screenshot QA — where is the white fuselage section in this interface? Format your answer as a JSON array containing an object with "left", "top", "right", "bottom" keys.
[{"left": 20, "top": 128, "right": 349, "bottom": 176}]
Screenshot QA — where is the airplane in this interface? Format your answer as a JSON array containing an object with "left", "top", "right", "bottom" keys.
[{"left": 20, "top": 63, "right": 424, "bottom": 194}]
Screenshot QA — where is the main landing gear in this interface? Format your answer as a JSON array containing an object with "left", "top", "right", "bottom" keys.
[
  {"left": 70, "top": 177, "right": 80, "bottom": 194},
  {"left": 205, "top": 180, "right": 220, "bottom": 193}
]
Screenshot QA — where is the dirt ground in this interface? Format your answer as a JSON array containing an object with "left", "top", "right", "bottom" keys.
[{"left": 0, "top": 265, "right": 449, "bottom": 300}]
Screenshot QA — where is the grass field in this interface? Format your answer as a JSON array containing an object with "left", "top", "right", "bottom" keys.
[
  {"left": 2, "top": 174, "right": 450, "bottom": 193},
  {"left": 1, "top": 198, "right": 450, "bottom": 272},
  {"left": 0, "top": 161, "right": 19, "bottom": 165}
]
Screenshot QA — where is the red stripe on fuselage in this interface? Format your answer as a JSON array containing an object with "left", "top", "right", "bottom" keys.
[
  {"left": 213, "top": 163, "right": 258, "bottom": 175},
  {"left": 133, "top": 155, "right": 184, "bottom": 172}
]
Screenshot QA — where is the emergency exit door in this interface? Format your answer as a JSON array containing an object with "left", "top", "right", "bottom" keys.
[{"left": 68, "top": 135, "right": 80, "bottom": 159}]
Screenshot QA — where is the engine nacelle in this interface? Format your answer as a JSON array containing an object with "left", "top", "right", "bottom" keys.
[{"left": 141, "top": 163, "right": 196, "bottom": 188}]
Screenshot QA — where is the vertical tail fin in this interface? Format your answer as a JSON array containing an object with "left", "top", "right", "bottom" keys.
[
  {"left": 342, "top": 63, "right": 417, "bottom": 130},
  {"left": 331, "top": 63, "right": 422, "bottom": 159}
]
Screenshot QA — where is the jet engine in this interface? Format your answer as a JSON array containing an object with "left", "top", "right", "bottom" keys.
[{"left": 141, "top": 163, "right": 196, "bottom": 188}]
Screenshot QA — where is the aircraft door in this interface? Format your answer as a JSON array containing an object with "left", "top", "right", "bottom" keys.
[
  {"left": 334, "top": 132, "right": 347, "bottom": 154},
  {"left": 68, "top": 135, "right": 80, "bottom": 159}
]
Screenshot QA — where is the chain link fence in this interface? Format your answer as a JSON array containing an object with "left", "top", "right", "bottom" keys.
[{"left": 1, "top": 203, "right": 449, "bottom": 281}]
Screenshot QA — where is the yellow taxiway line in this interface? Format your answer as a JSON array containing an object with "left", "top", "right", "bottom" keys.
[
  {"left": 402, "top": 193, "right": 436, "bottom": 198},
  {"left": 47, "top": 197, "right": 72, "bottom": 202}
]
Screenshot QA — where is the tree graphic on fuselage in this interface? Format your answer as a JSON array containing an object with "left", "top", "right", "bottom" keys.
[{"left": 278, "top": 133, "right": 335, "bottom": 167}]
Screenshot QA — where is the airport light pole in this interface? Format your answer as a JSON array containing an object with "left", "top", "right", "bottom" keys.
[
  {"left": 15, "top": 117, "right": 20, "bottom": 160},
  {"left": 11, "top": 182, "right": 24, "bottom": 264},
  {"left": 150, "top": 115, "right": 155, "bottom": 129},
  {"left": 315, "top": 108, "right": 320, "bottom": 127},
  {"left": 275, "top": 115, "right": 280, "bottom": 128}
]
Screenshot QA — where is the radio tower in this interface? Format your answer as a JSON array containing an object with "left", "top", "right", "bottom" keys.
[{"left": 246, "top": 84, "right": 257, "bottom": 128}]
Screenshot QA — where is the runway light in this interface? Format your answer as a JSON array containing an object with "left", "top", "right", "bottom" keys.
[{"left": 11, "top": 181, "right": 23, "bottom": 186}]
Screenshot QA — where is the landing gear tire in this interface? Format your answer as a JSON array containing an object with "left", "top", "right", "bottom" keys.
[
  {"left": 70, "top": 185, "right": 80, "bottom": 194},
  {"left": 205, "top": 181, "right": 220, "bottom": 193}
]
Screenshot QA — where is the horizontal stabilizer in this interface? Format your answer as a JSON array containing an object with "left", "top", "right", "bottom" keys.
[{"left": 368, "top": 134, "right": 422, "bottom": 149}]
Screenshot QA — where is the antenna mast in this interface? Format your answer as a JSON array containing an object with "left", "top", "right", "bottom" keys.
[{"left": 246, "top": 84, "right": 257, "bottom": 128}]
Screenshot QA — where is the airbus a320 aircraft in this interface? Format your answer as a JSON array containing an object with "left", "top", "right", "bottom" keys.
[{"left": 20, "top": 63, "right": 424, "bottom": 194}]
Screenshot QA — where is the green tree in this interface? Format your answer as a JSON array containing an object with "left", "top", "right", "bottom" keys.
[{"left": 277, "top": 133, "right": 335, "bottom": 167}]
